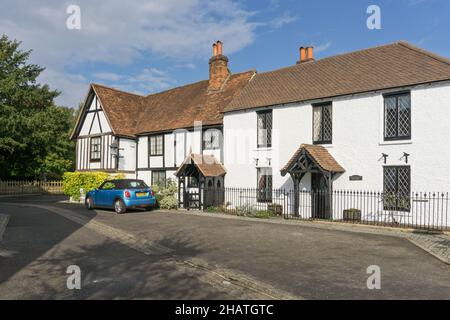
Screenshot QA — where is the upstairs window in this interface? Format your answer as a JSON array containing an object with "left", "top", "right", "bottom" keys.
[
  {"left": 203, "top": 129, "right": 221, "bottom": 150},
  {"left": 149, "top": 135, "right": 163, "bottom": 156},
  {"left": 90, "top": 137, "right": 101, "bottom": 162},
  {"left": 383, "top": 166, "right": 411, "bottom": 212},
  {"left": 313, "top": 103, "right": 332, "bottom": 144},
  {"left": 257, "top": 110, "right": 272, "bottom": 148},
  {"left": 257, "top": 167, "right": 272, "bottom": 203},
  {"left": 384, "top": 92, "right": 411, "bottom": 141}
]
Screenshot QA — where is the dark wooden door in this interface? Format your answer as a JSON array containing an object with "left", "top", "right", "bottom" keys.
[{"left": 311, "top": 173, "right": 331, "bottom": 219}]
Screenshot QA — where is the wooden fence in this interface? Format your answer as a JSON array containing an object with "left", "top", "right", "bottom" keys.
[{"left": 0, "top": 181, "right": 64, "bottom": 195}]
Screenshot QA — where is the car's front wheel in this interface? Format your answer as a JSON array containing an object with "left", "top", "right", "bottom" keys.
[
  {"left": 114, "top": 199, "right": 126, "bottom": 214},
  {"left": 85, "top": 196, "right": 94, "bottom": 210}
]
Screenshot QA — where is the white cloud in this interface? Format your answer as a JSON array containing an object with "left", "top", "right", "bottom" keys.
[
  {"left": 0, "top": 0, "right": 262, "bottom": 107},
  {"left": 93, "top": 72, "right": 122, "bottom": 82},
  {"left": 269, "top": 12, "right": 299, "bottom": 29},
  {"left": 314, "top": 41, "right": 332, "bottom": 53}
]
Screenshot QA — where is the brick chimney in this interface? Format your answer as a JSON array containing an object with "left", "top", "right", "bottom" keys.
[
  {"left": 209, "top": 41, "right": 230, "bottom": 91},
  {"left": 297, "top": 46, "right": 314, "bottom": 64}
]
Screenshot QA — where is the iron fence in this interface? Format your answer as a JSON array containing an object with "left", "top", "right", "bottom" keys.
[
  {"left": 202, "top": 187, "right": 450, "bottom": 232},
  {"left": 0, "top": 180, "right": 63, "bottom": 195}
]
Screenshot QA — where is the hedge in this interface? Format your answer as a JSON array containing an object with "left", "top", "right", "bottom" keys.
[{"left": 62, "top": 172, "right": 124, "bottom": 201}]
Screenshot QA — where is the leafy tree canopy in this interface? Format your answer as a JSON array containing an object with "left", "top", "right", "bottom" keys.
[{"left": 0, "top": 34, "right": 76, "bottom": 180}]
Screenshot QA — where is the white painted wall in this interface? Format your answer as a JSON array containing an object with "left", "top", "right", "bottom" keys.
[
  {"left": 118, "top": 138, "right": 136, "bottom": 172},
  {"left": 224, "top": 82, "right": 450, "bottom": 192},
  {"left": 79, "top": 95, "right": 112, "bottom": 136}
]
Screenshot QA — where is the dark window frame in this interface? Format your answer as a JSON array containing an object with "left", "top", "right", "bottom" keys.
[
  {"left": 257, "top": 110, "right": 272, "bottom": 148},
  {"left": 312, "top": 102, "right": 333, "bottom": 145},
  {"left": 202, "top": 128, "right": 221, "bottom": 150},
  {"left": 90, "top": 136, "right": 101, "bottom": 162},
  {"left": 187, "top": 176, "right": 199, "bottom": 188},
  {"left": 151, "top": 170, "right": 166, "bottom": 187},
  {"left": 257, "top": 167, "right": 273, "bottom": 203},
  {"left": 383, "top": 91, "right": 411, "bottom": 141},
  {"left": 383, "top": 166, "right": 411, "bottom": 212},
  {"left": 149, "top": 134, "right": 164, "bottom": 156}
]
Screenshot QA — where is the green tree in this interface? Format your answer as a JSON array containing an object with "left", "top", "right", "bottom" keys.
[{"left": 0, "top": 34, "right": 75, "bottom": 180}]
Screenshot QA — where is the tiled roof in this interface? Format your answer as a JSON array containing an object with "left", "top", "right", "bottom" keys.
[
  {"left": 91, "top": 84, "right": 145, "bottom": 137},
  {"left": 175, "top": 153, "right": 227, "bottom": 177},
  {"left": 281, "top": 144, "right": 345, "bottom": 176},
  {"left": 226, "top": 42, "right": 450, "bottom": 112},
  {"left": 136, "top": 71, "right": 255, "bottom": 134},
  {"left": 74, "top": 71, "right": 255, "bottom": 139}
]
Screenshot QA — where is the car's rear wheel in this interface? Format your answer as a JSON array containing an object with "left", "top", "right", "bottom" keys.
[
  {"left": 114, "top": 199, "right": 126, "bottom": 214},
  {"left": 85, "top": 196, "right": 94, "bottom": 210}
]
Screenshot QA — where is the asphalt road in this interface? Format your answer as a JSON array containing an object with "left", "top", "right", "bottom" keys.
[{"left": 1, "top": 195, "right": 449, "bottom": 299}]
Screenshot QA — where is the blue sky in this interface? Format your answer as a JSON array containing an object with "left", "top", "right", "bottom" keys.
[{"left": 1, "top": 0, "right": 450, "bottom": 108}]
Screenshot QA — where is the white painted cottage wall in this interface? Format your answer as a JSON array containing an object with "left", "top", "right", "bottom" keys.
[
  {"left": 224, "top": 82, "right": 450, "bottom": 192},
  {"left": 118, "top": 138, "right": 136, "bottom": 172}
]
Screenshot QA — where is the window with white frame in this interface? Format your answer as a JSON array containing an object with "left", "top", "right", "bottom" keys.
[
  {"left": 203, "top": 129, "right": 221, "bottom": 150},
  {"left": 313, "top": 103, "right": 332, "bottom": 144},
  {"left": 90, "top": 137, "right": 101, "bottom": 161},
  {"left": 384, "top": 92, "right": 411, "bottom": 141},
  {"left": 149, "top": 135, "right": 163, "bottom": 156}
]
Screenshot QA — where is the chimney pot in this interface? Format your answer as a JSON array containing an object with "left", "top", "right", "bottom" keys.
[
  {"left": 216, "top": 40, "right": 223, "bottom": 55},
  {"left": 212, "top": 43, "right": 218, "bottom": 56},
  {"left": 306, "top": 46, "right": 314, "bottom": 61},
  {"left": 297, "top": 47, "right": 307, "bottom": 64},
  {"left": 297, "top": 46, "right": 315, "bottom": 64}
]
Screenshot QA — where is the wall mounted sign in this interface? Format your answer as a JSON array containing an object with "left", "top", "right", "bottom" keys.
[{"left": 349, "top": 175, "right": 363, "bottom": 181}]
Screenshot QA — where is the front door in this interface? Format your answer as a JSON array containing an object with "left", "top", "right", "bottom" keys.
[{"left": 311, "top": 173, "right": 331, "bottom": 219}]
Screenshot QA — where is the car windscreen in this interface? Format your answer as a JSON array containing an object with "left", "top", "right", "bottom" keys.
[{"left": 116, "top": 180, "right": 148, "bottom": 189}]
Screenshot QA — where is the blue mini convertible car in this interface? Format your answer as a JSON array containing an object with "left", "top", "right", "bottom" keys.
[{"left": 85, "top": 179, "right": 156, "bottom": 214}]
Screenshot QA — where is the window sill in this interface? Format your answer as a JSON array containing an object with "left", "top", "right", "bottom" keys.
[
  {"left": 255, "top": 147, "right": 273, "bottom": 151},
  {"left": 379, "top": 140, "right": 413, "bottom": 146}
]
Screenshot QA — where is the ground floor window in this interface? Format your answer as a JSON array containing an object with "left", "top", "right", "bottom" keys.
[
  {"left": 151, "top": 170, "right": 166, "bottom": 187},
  {"left": 257, "top": 167, "right": 272, "bottom": 203},
  {"left": 383, "top": 166, "right": 411, "bottom": 211}
]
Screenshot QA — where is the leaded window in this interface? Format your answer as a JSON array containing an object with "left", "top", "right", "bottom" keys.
[
  {"left": 257, "top": 167, "right": 272, "bottom": 203},
  {"left": 149, "top": 135, "right": 163, "bottom": 156},
  {"left": 313, "top": 103, "right": 332, "bottom": 144},
  {"left": 203, "top": 129, "right": 221, "bottom": 150},
  {"left": 383, "top": 166, "right": 411, "bottom": 212},
  {"left": 257, "top": 110, "right": 272, "bottom": 148},
  {"left": 90, "top": 137, "right": 101, "bottom": 161},
  {"left": 384, "top": 92, "right": 411, "bottom": 141},
  {"left": 151, "top": 170, "right": 166, "bottom": 187}
]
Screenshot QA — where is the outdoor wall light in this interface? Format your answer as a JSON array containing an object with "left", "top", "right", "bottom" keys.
[
  {"left": 402, "top": 152, "right": 410, "bottom": 164},
  {"left": 381, "top": 153, "right": 389, "bottom": 164}
]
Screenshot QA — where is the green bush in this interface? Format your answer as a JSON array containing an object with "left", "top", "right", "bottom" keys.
[
  {"left": 62, "top": 172, "right": 124, "bottom": 201},
  {"left": 151, "top": 178, "right": 178, "bottom": 210},
  {"left": 234, "top": 203, "right": 275, "bottom": 219},
  {"left": 159, "top": 196, "right": 178, "bottom": 210}
]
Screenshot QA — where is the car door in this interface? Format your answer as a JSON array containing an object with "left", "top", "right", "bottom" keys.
[{"left": 97, "top": 181, "right": 116, "bottom": 207}]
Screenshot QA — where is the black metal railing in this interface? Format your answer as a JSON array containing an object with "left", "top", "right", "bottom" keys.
[{"left": 201, "top": 188, "right": 450, "bottom": 232}]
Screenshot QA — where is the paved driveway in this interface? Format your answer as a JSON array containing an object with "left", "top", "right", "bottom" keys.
[{"left": 1, "top": 195, "right": 449, "bottom": 299}]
